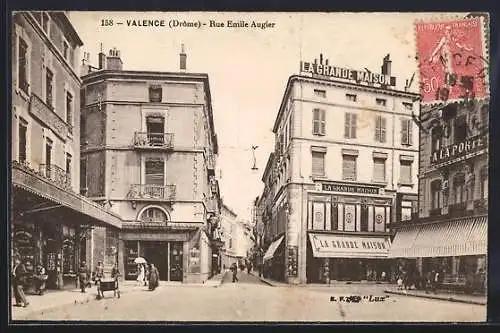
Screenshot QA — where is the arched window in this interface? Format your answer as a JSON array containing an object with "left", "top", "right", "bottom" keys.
[{"left": 140, "top": 207, "right": 168, "bottom": 223}]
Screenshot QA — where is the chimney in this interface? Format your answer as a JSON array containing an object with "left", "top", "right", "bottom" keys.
[
  {"left": 107, "top": 47, "right": 123, "bottom": 71},
  {"left": 98, "top": 43, "right": 106, "bottom": 70},
  {"left": 180, "top": 44, "right": 187, "bottom": 71},
  {"left": 381, "top": 53, "right": 392, "bottom": 76},
  {"left": 80, "top": 51, "right": 91, "bottom": 76}
]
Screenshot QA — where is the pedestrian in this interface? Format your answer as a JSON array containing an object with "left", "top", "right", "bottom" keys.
[
  {"left": 111, "top": 263, "right": 120, "bottom": 295},
  {"left": 230, "top": 262, "right": 239, "bottom": 282},
  {"left": 34, "top": 264, "right": 47, "bottom": 295},
  {"left": 137, "top": 263, "right": 145, "bottom": 286},
  {"left": 94, "top": 261, "right": 105, "bottom": 299},
  {"left": 433, "top": 270, "right": 440, "bottom": 294},
  {"left": 148, "top": 263, "right": 159, "bottom": 291},
  {"left": 397, "top": 275, "right": 403, "bottom": 290},
  {"left": 12, "top": 258, "right": 29, "bottom": 307},
  {"left": 247, "top": 261, "right": 252, "bottom": 274},
  {"left": 144, "top": 264, "right": 150, "bottom": 287},
  {"left": 381, "top": 271, "right": 386, "bottom": 282},
  {"left": 78, "top": 261, "right": 90, "bottom": 293}
]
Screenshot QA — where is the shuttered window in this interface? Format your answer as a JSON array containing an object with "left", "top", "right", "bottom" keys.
[
  {"left": 342, "top": 155, "right": 357, "bottom": 181},
  {"left": 401, "top": 118, "right": 413, "bottom": 145},
  {"left": 400, "top": 161, "right": 412, "bottom": 184},
  {"left": 344, "top": 113, "right": 357, "bottom": 139},
  {"left": 374, "top": 115, "right": 387, "bottom": 143},
  {"left": 145, "top": 159, "right": 164, "bottom": 185},
  {"left": 311, "top": 152, "right": 325, "bottom": 177},
  {"left": 373, "top": 158, "right": 386, "bottom": 182},
  {"left": 312, "top": 109, "right": 325, "bottom": 135}
]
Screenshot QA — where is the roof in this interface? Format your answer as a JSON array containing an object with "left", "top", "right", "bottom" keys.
[
  {"left": 261, "top": 152, "right": 275, "bottom": 183},
  {"left": 272, "top": 74, "right": 420, "bottom": 133},
  {"left": 52, "top": 12, "right": 84, "bottom": 46}
]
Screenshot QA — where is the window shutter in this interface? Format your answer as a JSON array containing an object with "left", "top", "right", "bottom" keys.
[
  {"left": 407, "top": 120, "right": 412, "bottom": 145},
  {"left": 351, "top": 114, "right": 357, "bottom": 138},
  {"left": 313, "top": 109, "right": 319, "bottom": 134},
  {"left": 311, "top": 152, "right": 324, "bottom": 176},
  {"left": 381, "top": 117, "right": 387, "bottom": 143},
  {"left": 400, "top": 161, "right": 411, "bottom": 183},
  {"left": 344, "top": 113, "right": 350, "bottom": 138},
  {"left": 373, "top": 158, "right": 385, "bottom": 181},
  {"left": 374, "top": 116, "right": 380, "bottom": 141},
  {"left": 320, "top": 109, "right": 326, "bottom": 135},
  {"left": 342, "top": 155, "right": 356, "bottom": 180},
  {"left": 401, "top": 118, "right": 408, "bottom": 144}
]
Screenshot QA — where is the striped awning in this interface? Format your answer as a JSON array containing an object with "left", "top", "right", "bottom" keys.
[{"left": 389, "top": 216, "right": 487, "bottom": 258}]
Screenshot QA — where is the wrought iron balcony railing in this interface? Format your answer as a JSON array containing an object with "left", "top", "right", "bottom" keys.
[
  {"left": 134, "top": 132, "right": 174, "bottom": 149},
  {"left": 38, "top": 164, "right": 72, "bottom": 189},
  {"left": 128, "top": 184, "right": 176, "bottom": 201}
]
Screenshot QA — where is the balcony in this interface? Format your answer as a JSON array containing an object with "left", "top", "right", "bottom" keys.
[
  {"left": 207, "top": 155, "right": 215, "bottom": 175},
  {"left": 133, "top": 132, "right": 174, "bottom": 150},
  {"left": 38, "top": 164, "right": 72, "bottom": 190},
  {"left": 205, "top": 197, "right": 218, "bottom": 213},
  {"left": 127, "top": 184, "right": 176, "bottom": 201}
]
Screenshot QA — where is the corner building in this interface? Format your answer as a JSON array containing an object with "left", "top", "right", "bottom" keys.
[
  {"left": 80, "top": 48, "right": 222, "bottom": 283},
  {"left": 262, "top": 54, "right": 420, "bottom": 284}
]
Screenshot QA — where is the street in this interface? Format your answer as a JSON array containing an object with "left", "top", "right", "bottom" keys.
[{"left": 13, "top": 271, "right": 486, "bottom": 322}]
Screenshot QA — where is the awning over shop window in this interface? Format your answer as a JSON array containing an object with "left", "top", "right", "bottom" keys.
[
  {"left": 263, "top": 235, "right": 284, "bottom": 261},
  {"left": 308, "top": 233, "right": 390, "bottom": 258},
  {"left": 388, "top": 216, "right": 487, "bottom": 258}
]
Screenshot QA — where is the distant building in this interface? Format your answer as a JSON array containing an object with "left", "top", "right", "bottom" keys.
[
  {"left": 11, "top": 11, "right": 121, "bottom": 290},
  {"left": 80, "top": 46, "right": 222, "bottom": 283},
  {"left": 261, "top": 54, "right": 420, "bottom": 284},
  {"left": 220, "top": 202, "right": 238, "bottom": 268}
]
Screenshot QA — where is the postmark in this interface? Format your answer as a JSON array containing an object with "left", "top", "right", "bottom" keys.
[{"left": 415, "top": 17, "right": 488, "bottom": 105}]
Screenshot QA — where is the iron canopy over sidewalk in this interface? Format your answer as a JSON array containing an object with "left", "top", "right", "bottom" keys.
[
  {"left": 389, "top": 215, "right": 487, "bottom": 258},
  {"left": 11, "top": 162, "right": 122, "bottom": 229}
]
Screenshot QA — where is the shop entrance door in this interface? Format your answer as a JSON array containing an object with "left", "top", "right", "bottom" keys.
[
  {"left": 143, "top": 242, "right": 168, "bottom": 281},
  {"left": 169, "top": 242, "right": 183, "bottom": 282}
]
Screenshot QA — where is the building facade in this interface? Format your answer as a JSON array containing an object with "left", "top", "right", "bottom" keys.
[
  {"left": 389, "top": 99, "right": 488, "bottom": 293},
  {"left": 11, "top": 12, "right": 122, "bottom": 291},
  {"left": 220, "top": 202, "right": 239, "bottom": 269},
  {"left": 80, "top": 47, "right": 222, "bottom": 283},
  {"left": 261, "top": 54, "right": 420, "bottom": 284}
]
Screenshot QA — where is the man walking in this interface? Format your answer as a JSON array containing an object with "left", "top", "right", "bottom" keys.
[
  {"left": 12, "top": 258, "right": 29, "bottom": 308},
  {"left": 230, "top": 262, "right": 239, "bottom": 282},
  {"left": 78, "top": 261, "right": 90, "bottom": 293}
]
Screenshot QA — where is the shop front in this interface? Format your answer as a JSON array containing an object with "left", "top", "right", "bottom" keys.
[
  {"left": 306, "top": 233, "right": 391, "bottom": 284},
  {"left": 11, "top": 162, "right": 122, "bottom": 291},
  {"left": 389, "top": 215, "right": 487, "bottom": 293},
  {"left": 262, "top": 235, "right": 285, "bottom": 281}
]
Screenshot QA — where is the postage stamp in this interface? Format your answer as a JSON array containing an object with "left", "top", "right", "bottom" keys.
[{"left": 415, "top": 17, "right": 488, "bottom": 104}]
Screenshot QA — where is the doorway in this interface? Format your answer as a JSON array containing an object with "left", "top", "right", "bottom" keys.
[
  {"left": 169, "top": 242, "right": 183, "bottom": 282},
  {"left": 143, "top": 242, "right": 168, "bottom": 281}
]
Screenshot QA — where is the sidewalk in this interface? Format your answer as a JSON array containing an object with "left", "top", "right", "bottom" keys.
[
  {"left": 384, "top": 287, "right": 486, "bottom": 305},
  {"left": 121, "top": 271, "right": 228, "bottom": 288}
]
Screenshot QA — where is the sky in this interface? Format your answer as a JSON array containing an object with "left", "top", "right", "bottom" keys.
[{"left": 68, "top": 12, "right": 467, "bottom": 220}]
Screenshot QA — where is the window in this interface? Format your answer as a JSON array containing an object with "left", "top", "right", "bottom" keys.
[
  {"left": 17, "top": 36, "right": 29, "bottom": 94},
  {"left": 480, "top": 167, "right": 488, "bottom": 200},
  {"left": 145, "top": 159, "right": 165, "bottom": 185},
  {"left": 401, "top": 118, "right": 413, "bottom": 145},
  {"left": 146, "top": 116, "right": 165, "bottom": 145},
  {"left": 312, "top": 109, "right": 325, "bottom": 135},
  {"left": 80, "top": 114, "right": 86, "bottom": 143},
  {"left": 18, "top": 118, "right": 28, "bottom": 163},
  {"left": 311, "top": 151, "right": 325, "bottom": 177},
  {"left": 400, "top": 160, "right": 412, "bottom": 184},
  {"left": 140, "top": 207, "right": 168, "bottom": 223},
  {"left": 45, "top": 68, "right": 54, "bottom": 108},
  {"left": 403, "top": 102, "right": 413, "bottom": 111},
  {"left": 66, "top": 91, "right": 73, "bottom": 132},
  {"left": 66, "top": 153, "right": 72, "bottom": 186},
  {"left": 342, "top": 155, "right": 357, "bottom": 181},
  {"left": 454, "top": 116, "right": 467, "bottom": 143},
  {"left": 373, "top": 158, "right": 386, "bottom": 182},
  {"left": 346, "top": 93, "right": 357, "bottom": 102},
  {"left": 80, "top": 158, "right": 87, "bottom": 194},
  {"left": 45, "top": 138, "right": 53, "bottom": 177},
  {"left": 62, "top": 40, "right": 69, "bottom": 60},
  {"left": 344, "top": 113, "right": 357, "bottom": 139},
  {"left": 376, "top": 98, "right": 387, "bottom": 107},
  {"left": 314, "top": 89, "right": 326, "bottom": 98},
  {"left": 453, "top": 173, "right": 466, "bottom": 204},
  {"left": 374, "top": 115, "right": 387, "bottom": 143},
  {"left": 431, "top": 125, "right": 443, "bottom": 151},
  {"left": 431, "top": 180, "right": 442, "bottom": 210},
  {"left": 401, "top": 201, "right": 413, "bottom": 222},
  {"left": 312, "top": 202, "right": 326, "bottom": 230},
  {"left": 149, "top": 85, "right": 162, "bottom": 102},
  {"left": 288, "top": 116, "right": 293, "bottom": 142}
]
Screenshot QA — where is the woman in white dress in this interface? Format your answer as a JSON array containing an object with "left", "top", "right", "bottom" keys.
[{"left": 137, "top": 264, "right": 145, "bottom": 285}]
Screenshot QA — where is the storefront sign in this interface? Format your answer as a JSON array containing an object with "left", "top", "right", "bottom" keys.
[
  {"left": 300, "top": 61, "right": 396, "bottom": 86},
  {"left": 308, "top": 233, "right": 390, "bottom": 258},
  {"left": 430, "top": 133, "right": 487, "bottom": 166},
  {"left": 322, "top": 182, "right": 380, "bottom": 195}
]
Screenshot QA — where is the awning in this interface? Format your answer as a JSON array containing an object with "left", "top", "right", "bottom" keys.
[
  {"left": 308, "top": 233, "right": 390, "bottom": 258},
  {"left": 388, "top": 216, "right": 487, "bottom": 258},
  {"left": 12, "top": 162, "right": 122, "bottom": 229},
  {"left": 263, "top": 235, "right": 284, "bottom": 261}
]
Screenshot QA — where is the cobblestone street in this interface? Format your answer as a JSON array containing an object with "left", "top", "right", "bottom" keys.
[{"left": 12, "top": 272, "right": 485, "bottom": 322}]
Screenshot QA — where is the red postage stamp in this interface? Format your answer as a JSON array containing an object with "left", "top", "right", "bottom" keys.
[{"left": 415, "top": 17, "right": 488, "bottom": 104}]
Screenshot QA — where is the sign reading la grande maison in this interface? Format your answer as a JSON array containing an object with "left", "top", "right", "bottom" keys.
[
  {"left": 430, "top": 133, "right": 487, "bottom": 166},
  {"left": 309, "top": 234, "right": 390, "bottom": 258},
  {"left": 322, "top": 182, "right": 380, "bottom": 195},
  {"left": 300, "top": 61, "right": 396, "bottom": 87}
]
